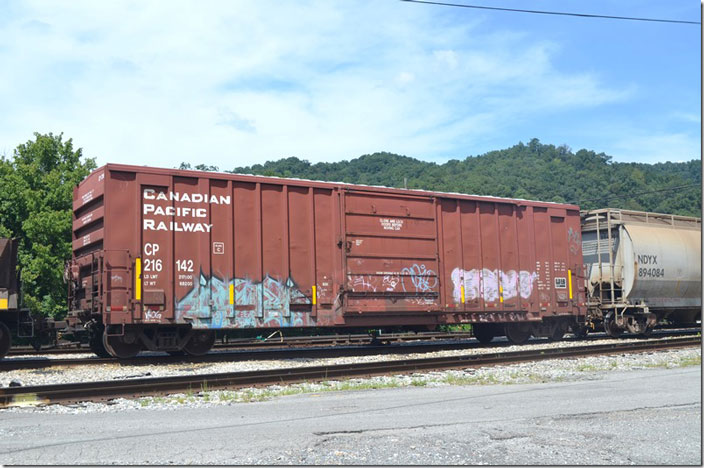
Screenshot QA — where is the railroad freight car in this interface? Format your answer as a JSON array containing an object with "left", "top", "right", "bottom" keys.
[
  {"left": 581, "top": 209, "right": 701, "bottom": 336},
  {"left": 67, "top": 164, "right": 586, "bottom": 358},
  {"left": 0, "top": 238, "right": 32, "bottom": 358}
]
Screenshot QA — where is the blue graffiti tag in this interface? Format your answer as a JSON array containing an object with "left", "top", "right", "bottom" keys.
[{"left": 401, "top": 263, "right": 438, "bottom": 292}]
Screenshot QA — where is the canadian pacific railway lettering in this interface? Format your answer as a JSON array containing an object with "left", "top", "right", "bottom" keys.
[
  {"left": 143, "top": 219, "right": 213, "bottom": 232},
  {"left": 142, "top": 188, "right": 231, "bottom": 232},
  {"left": 144, "top": 205, "right": 208, "bottom": 217},
  {"left": 142, "top": 189, "right": 231, "bottom": 205}
]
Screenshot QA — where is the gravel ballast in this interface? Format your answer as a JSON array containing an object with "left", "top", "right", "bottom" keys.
[
  {"left": 1, "top": 344, "right": 699, "bottom": 414},
  {"left": 0, "top": 334, "right": 694, "bottom": 387}
]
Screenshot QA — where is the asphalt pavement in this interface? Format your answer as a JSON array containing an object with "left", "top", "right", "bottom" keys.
[{"left": 0, "top": 365, "right": 700, "bottom": 465}]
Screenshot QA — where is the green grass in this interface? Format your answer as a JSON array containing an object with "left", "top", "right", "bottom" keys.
[{"left": 643, "top": 354, "right": 701, "bottom": 369}]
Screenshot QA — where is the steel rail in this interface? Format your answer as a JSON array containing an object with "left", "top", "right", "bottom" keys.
[
  {"left": 0, "top": 337, "right": 491, "bottom": 371},
  {"left": 1, "top": 336, "right": 699, "bottom": 409},
  {"left": 3, "top": 329, "right": 700, "bottom": 372},
  {"left": 7, "top": 331, "right": 474, "bottom": 356},
  {"left": 9, "top": 326, "right": 698, "bottom": 356}
]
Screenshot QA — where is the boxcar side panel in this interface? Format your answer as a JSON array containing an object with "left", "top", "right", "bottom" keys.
[
  {"left": 498, "top": 204, "right": 520, "bottom": 312},
  {"left": 342, "top": 190, "right": 440, "bottom": 315},
  {"left": 532, "top": 207, "right": 552, "bottom": 311},
  {"left": 516, "top": 206, "right": 537, "bottom": 314},
  {"left": 288, "top": 185, "right": 316, "bottom": 311},
  {"left": 138, "top": 173, "right": 175, "bottom": 324},
  {"left": 210, "top": 178, "right": 233, "bottom": 323},
  {"left": 549, "top": 211, "right": 570, "bottom": 314},
  {"left": 233, "top": 181, "right": 260, "bottom": 325},
  {"left": 439, "top": 198, "right": 462, "bottom": 312},
  {"left": 313, "top": 188, "right": 338, "bottom": 326},
  {"left": 78, "top": 164, "right": 585, "bottom": 331},
  {"left": 566, "top": 209, "right": 585, "bottom": 312}
]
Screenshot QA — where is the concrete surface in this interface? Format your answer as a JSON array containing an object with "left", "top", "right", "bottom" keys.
[{"left": 0, "top": 366, "right": 700, "bottom": 465}]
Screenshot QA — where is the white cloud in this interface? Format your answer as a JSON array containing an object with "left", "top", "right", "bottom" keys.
[
  {"left": 396, "top": 72, "right": 415, "bottom": 85},
  {"left": 609, "top": 131, "right": 700, "bottom": 164},
  {"left": 0, "top": 0, "right": 637, "bottom": 169},
  {"left": 669, "top": 112, "right": 701, "bottom": 124}
]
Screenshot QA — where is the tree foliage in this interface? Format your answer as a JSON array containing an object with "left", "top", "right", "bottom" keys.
[
  {"left": 179, "top": 162, "right": 220, "bottom": 172},
  {"left": 0, "top": 133, "right": 96, "bottom": 318},
  {"left": 230, "top": 139, "right": 701, "bottom": 217}
]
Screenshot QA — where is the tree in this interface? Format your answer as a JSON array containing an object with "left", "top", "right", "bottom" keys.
[
  {"left": 229, "top": 141, "right": 700, "bottom": 217},
  {"left": 0, "top": 133, "right": 96, "bottom": 318},
  {"left": 179, "top": 162, "right": 219, "bottom": 172}
]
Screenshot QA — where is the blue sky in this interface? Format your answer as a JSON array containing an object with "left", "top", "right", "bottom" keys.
[{"left": 0, "top": 0, "right": 700, "bottom": 169}]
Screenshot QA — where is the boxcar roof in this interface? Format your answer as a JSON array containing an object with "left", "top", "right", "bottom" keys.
[{"left": 92, "top": 163, "right": 580, "bottom": 211}]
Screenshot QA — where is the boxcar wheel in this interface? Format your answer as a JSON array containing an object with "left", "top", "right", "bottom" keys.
[
  {"left": 0, "top": 322, "right": 11, "bottom": 360},
  {"left": 472, "top": 324, "right": 496, "bottom": 344},
  {"left": 184, "top": 330, "right": 216, "bottom": 356},
  {"left": 89, "top": 329, "right": 111, "bottom": 358},
  {"left": 549, "top": 322, "right": 567, "bottom": 342},
  {"left": 103, "top": 331, "right": 142, "bottom": 359},
  {"left": 505, "top": 323, "right": 531, "bottom": 345}
]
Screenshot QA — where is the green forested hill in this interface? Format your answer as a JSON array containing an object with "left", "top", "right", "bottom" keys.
[{"left": 228, "top": 139, "right": 701, "bottom": 217}]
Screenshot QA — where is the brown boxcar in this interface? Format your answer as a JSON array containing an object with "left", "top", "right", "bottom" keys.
[{"left": 68, "top": 164, "right": 586, "bottom": 357}]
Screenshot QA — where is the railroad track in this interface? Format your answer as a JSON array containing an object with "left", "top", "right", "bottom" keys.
[
  {"left": 2, "top": 329, "right": 700, "bottom": 372},
  {"left": 1, "top": 336, "right": 699, "bottom": 409},
  {"left": 6, "top": 331, "right": 474, "bottom": 356},
  {"left": 0, "top": 330, "right": 700, "bottom": 371},
  {"left": 0, "top": 336, "right": 491, "bottom": 371},
  {"left": 10, "top": 326, "right": 700, "bottom": 357}
]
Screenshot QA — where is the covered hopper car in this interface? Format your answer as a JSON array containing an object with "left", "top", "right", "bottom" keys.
[
  {"left": 67, "top": 164, "right": 587, "bottom": 358},
  {"left": 581, "top": 208, "right": 701, "bottom": 336}
]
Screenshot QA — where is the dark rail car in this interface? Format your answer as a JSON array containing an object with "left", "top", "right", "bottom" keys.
[
  {"left": 0, "top": 238, "right": 28, "bottom": 358},
  {"left": 67, "top": 164, "right": 586, "bottom": 358}
]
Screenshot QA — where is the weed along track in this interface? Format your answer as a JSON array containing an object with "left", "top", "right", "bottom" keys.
[{"left": 1, "top": 336, "right": 699, "bottom": 409}]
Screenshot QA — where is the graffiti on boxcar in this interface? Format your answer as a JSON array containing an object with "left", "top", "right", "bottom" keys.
[
  {"left": 382, "top": 273, "right": 401, "bottom": 292},
  {"left": 568, "top": 227, "right": 581, "bottom": 255},
  {"left": 519, "top": 271, "right": 539, "bottom": 298},
  {"left": 348, "top": 274, "right": 378, "bottom": 292},
  {"left": 401, "top": 264, "right": 438, "bottom": 293},
  {"left": 451, "top": 268, "right": 538, "bottom": 303},
  {"left": 345, "top": 270, "right": 437, "bottom": 306},
  {"left": 144, "top": 309, "right": 162, "bottom": 321},
  {"left": 348, "top": 266, "right": 438, "bottom": 296},
  {"left": 176, "top": 273, "right": 313, "bottom": 328},
  {"left": 473, "top": 311, "right": 526, "bottom": 322}
]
